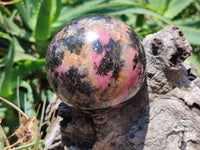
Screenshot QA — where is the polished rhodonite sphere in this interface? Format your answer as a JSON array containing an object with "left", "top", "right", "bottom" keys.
[{"left": 46, "top": 14, "right": 146, "bottom": 110}]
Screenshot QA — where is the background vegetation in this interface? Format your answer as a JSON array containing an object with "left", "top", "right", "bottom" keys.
[{"left": 0, "top": 0, "right": 200, "bottom": 149}]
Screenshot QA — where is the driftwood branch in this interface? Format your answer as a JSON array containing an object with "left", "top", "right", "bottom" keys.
[{"left": 44, "top": 25, "right": 200, "bottom": 150}]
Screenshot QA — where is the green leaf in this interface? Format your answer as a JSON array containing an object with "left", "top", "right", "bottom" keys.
[
  {"left": 106, "top": 6, "right": 172, "bottom": 24},
  {"left": 14, "top": 51, "right": 37, "bottom": 62},
  {"left": 19, "top": 81, "right": 34, "bottom": 116},
  {"left": 52, "top": 0, "right": 172, "bottom": 35},
  {"left": 11, "top": 59, "right": 45, "bottom": 82},
  {"left": 0, "top": 38, "right": 37, "bottom": 68},
  {"left": 13, "top": 38, "right": 37, "bottom": 62},
  {"left": 40, "top": 89, "right": 53, "bottom": 103},
  {"left": 95, "top": 1, "right": 172, "bottom": 24},
  {"left": 179, "top": 26, "right": 200, "bottom": 45},
  {"left": 34, "top": 0, "right": 52, "bottom": 41},
  {"left": 148, "top": 0, "right": 170, "bottom": 14},
  {"left": 15, "top": 0, "right": 40, "bottom": 30},
  {"left": 0, "top": 32, "right": 14, "bottom": 97},
  {"left": 164, "top": 0, "right": 193, "bottom": 19},
  {"left": 174, "top": 17, "right": 200, "bottom": 28},
  {"left": 0, "top": 3, "right": 11, "bottom": 16},
  {"left": 0, "top": 31, "right": 12, "bottom": 41},
  {"left": 20, "top": 81, "right": 34, "bottom": 102},
  {"left": 15, "top": 1, "right": 34, "bottom": 30},
  {"left": 194, "top": 0, "right": 200, "bottom": 10},
  {"left": 0, "top": 12, "right": 6, "bottom": 32},
  {"left": 35, "top": 40, "right": 50, "bottom": 57},
  {"left": 187, "top": 54, "right": 200, "bottom": 76},
  {"left": 50, "top": 0, "right": 62, "bottom": 23},
  {"left": 24, "top": 0, "right": 40, "bottom": 19},
  {"left": 3, "top": 15, "right": 35, "bottom": 42}
]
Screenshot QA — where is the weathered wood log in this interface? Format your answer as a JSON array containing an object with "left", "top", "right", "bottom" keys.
[{"left": 44, "top": 25, "right": 200, "bottom": 150}]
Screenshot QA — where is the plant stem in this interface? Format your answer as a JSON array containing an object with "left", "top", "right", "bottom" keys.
[
  {"left": 0, "top": 0, "right": 22, "bottom": 6},
  {"left": 0, "top": 96, "right": 28, "bottom": 119},
  {"left": 0, "top": 124, "right": 10, "bottom": 147},
  {"left": 17, "top": 76, "right": 21, "bottom": 120},
  {"left": 39, "top": 96, "right": 46, "bottom": 131}
]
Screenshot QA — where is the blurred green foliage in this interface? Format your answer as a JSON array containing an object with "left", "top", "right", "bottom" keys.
[{"left": 0, "top": 0, "right": 200, "bottom": 149}]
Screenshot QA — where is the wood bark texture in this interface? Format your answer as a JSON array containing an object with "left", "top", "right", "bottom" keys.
[{"left": 44, "top": 25, "right": 200, "bottom": 150}]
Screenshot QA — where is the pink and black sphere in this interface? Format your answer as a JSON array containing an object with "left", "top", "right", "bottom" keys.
[{"left": 46, "top": 14, "right": 146, "bottom": 110}]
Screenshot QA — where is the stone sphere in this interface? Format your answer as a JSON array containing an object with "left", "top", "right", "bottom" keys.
[{"left": 46, "top": 14, "right": 146, "bottom": 110}]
